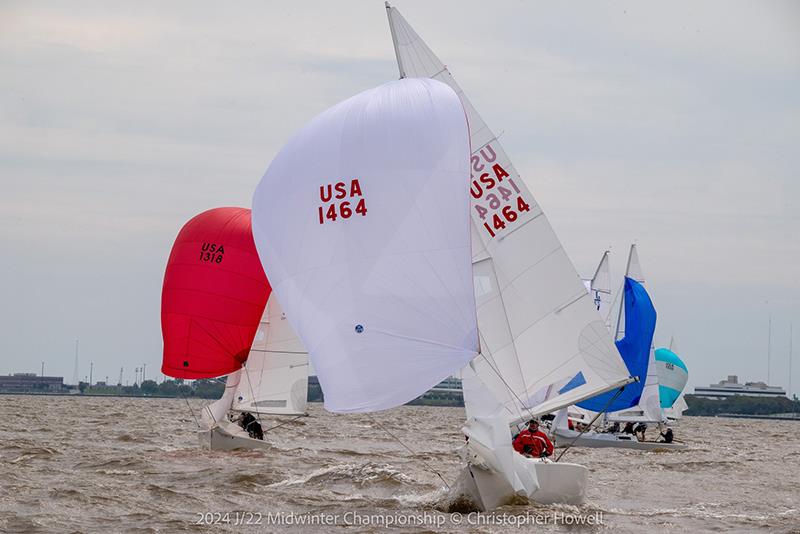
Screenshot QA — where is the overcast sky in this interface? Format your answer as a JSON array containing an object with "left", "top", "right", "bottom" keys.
[{"left": 1, "top": 1, "right": 798, "bottom": 396}]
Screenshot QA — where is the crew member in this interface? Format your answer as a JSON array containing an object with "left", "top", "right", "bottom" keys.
[
  {"left": 622, "top": 422, "right": 635, "bottom": 434},
  {"left": 512, "top": 419, "right": 554, "bottom": 458},
  {"left": 239, "top": 411, "right": 265, "bottom": 440},
  {"left": 659, "top": 427, "right": 674, "bottom": 443},
  {"left": 606, "top": 421, "right": 620, "bottom": 434}
]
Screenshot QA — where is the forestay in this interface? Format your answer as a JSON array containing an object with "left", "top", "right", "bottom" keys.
[
  {"left": 233, "top": 294, "right": 309, "bottom": 416},
  {"left": 386, "top": 4, "right": 631, "bottom": 420},
  {"left": 252, "top": 78, "right": 477, "bottom": 413}
]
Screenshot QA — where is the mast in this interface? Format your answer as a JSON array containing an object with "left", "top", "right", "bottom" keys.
[
  {"left": 767, "top": 314, "right": 772, "bottom": 384},
  {"left": 385, "top": 2, "right": 406, "bottom": 79},
  {"left": 72, "top": 339, "right": 79, "bottom": 385},
  {"left": 789, "top": 324, "right": 793, "bottom": 401}
]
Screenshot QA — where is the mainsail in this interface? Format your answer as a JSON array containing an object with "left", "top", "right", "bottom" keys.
[
  {"left": 233, "top": 294, "right": 309, "bottom": 416},
  {"left": 386, "top": 3, "right": 631, "bottom": 421},
  {"left": 252, "top": 78, "right": 478, "bottom": 413}
]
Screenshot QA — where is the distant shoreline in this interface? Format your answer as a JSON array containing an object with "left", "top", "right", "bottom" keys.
[
  {"left": 0, "top": 391, "right": 204, "bottom": 400},
  {"left": 4, "top": 392, "right": 798, "bottom": 420},
  {"left": 716, "top": 413, "right": 800, "bottom": 421}
]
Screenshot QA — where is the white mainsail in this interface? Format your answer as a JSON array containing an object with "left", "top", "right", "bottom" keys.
[
  {"left": 251, "top": 78, "right": 478, "bottom": 413},
  {"left": 386, "top": 4, "right": 631, "bottom": 423},
  {"left": 233, "top": 294, "right": 308, "bottom": 416}
]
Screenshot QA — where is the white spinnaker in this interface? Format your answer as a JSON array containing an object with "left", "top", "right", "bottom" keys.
[
  {"left": 200, "top": 369, "right": 242, "bottom": 429},
  {"left": 252, "top": 78, "right": 478, "bottom": 413},
  {"left": 233, "top": 295, "right": 308, "bottom": 416},
  {"left": 387, "top": 4, "right": 630, "bottom": 421}
]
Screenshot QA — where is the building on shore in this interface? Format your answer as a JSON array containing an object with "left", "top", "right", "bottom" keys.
[
  {"left": 693, "top": 375, "right": 786, "bottom": 400},
  {"left": 0, "top": 373, "right": 65, "bottom": 393}
]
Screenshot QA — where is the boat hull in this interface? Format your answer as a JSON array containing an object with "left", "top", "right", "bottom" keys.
[
  {"left": 454, "top": 457, "right": 588, "bottom": 511},
  {"left": 197, "top": 420, "right": 271, "bottom": 451},
  {"left": 553, "top": 427, "right": 687, "bottom": 450}
]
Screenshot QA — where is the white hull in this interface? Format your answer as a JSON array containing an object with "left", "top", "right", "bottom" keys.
[
  {"left": 454, "top": 456, "right": 588, "bottom": 511},
  {"left": 553, "top": 427, "right": 686, "bottom": 451},
  {"left": 197, "top": 419, "right": 271, "bottom": 451}
]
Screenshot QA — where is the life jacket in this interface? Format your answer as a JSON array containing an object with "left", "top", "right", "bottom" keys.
[{"left": 512, "top": 429, "right": 554, "bottom": 457}]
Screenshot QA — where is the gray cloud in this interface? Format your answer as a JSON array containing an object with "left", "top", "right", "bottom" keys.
[{"left": 1, "top": 0, "right": 798, "bottom": 394}]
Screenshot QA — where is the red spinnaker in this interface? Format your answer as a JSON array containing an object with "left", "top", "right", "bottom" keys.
[{"left": 161, "top": 207, "right": 270, "bottom": 379}]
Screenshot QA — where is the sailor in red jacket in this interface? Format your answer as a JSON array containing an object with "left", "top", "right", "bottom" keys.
[{"left": 512, "top": 419, "right": 554, "bottom": 458}]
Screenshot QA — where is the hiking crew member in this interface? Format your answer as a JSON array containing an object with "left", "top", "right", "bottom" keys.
[
  {"left": 512, "top": 419, "right": 554, "bottom": 458},
  {"left": 239, "top": 412, "right": 265, "bottom": 440}
]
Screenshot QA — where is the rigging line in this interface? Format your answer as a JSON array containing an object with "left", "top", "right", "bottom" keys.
[
  {"left": 475, "top": 334, "right": 521, "bottom": 421},
  {"left": 554, "top": 385, "right": 626, "bottom": 463},
  {"left": 367, "top": 413, "right": 451, "bottom": 490},
  {"left": 263, "top": 415, "right": 304, "bottom": 433},
  {"left": 242, "top": 365, "right": 263, "bottom": 426},
  {"left": 182, "top": 393, "right": 201, "bottom": 431},
  {"left": 481, "top": 257, "right": 530, "bottom": 399},
  {"left": 475, "top": 350, "right": 535, "bottom": 424}
]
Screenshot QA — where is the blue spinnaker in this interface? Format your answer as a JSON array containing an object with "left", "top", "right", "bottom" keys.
[{"left": 577, "top": 277, "right": 656, "bottom": 413}]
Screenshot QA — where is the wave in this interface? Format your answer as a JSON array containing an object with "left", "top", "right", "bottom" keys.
[{"left": 268, "top": 462, "right": 414, "bottom": 489}]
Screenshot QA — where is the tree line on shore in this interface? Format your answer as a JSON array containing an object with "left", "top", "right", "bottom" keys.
[
  {"left": 76, "top": 380, "right": 800, "bottom": 416},
  {"left": 684, "top": 394, "right": 799, "bottom": 416},
  {"left": 80, "top": 378, "right": 224, "bottom": 398}
]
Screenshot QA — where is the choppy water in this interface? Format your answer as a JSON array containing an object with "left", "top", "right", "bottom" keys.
[{"left": 0, "top": 395, "right": 798, "bottom": 533}]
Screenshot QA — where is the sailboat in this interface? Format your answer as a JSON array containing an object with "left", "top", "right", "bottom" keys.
[
  {"left": 160, "top": 207, "right": 307, "bottom": 451},
  {"left": 385, "top": 4, "right": 634, "bottom": 509},
  {"left": 554, "top": 245, "right": 686, "bottom": 450}
]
